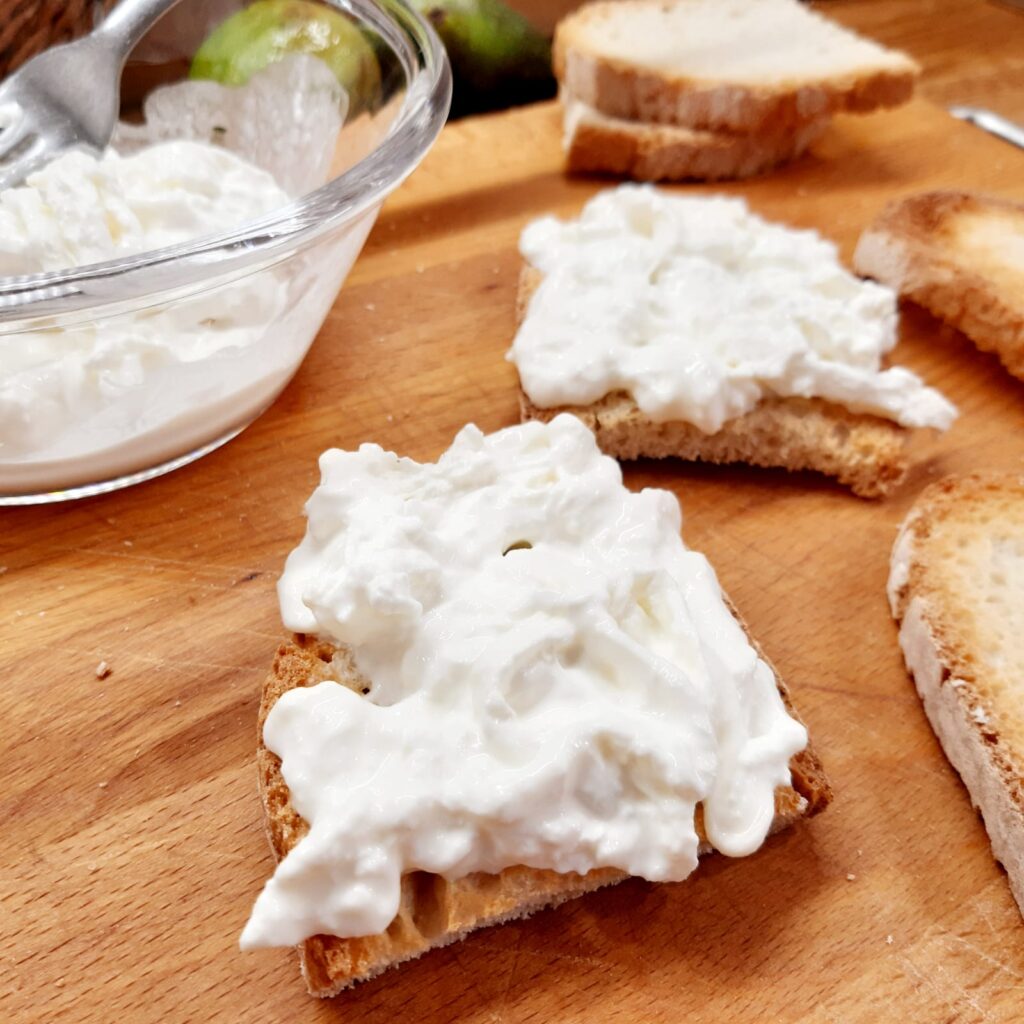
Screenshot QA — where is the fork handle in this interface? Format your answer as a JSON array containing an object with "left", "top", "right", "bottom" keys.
[{"left": 94, "top": 0, "right": 187, "bottom": 61}]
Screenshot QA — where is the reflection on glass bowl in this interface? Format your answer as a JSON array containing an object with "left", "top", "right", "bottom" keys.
[{"left": 0, "top": 0, "right": 450, "bottom": 504}]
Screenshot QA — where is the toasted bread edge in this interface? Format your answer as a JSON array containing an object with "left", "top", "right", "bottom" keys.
[
  {"left": 553, "top": 1, "right": 918, "bottom": 134},
  {"left": 514, "top": 265, "right": 910, "bottom": 498},
  {"left": 854, "top": 191, "right": 1024, "bottom": 383},
  {"left": 562, "top": 93, "right": 828, "bottom": 181},
  {"left": 888, "top": 473, "right": 1024, "bottom": 919}
]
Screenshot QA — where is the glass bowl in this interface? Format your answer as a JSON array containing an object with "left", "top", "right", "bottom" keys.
[{"left": 0, "top": 0, "right": 451, "bottom": 504}]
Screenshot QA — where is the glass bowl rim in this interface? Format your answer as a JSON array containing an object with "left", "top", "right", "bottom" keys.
[{"left": 0, "top": 0, "right": 451, "bottom": 327}]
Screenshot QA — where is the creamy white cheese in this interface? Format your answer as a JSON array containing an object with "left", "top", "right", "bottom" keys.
[
  {"left": 240, "top": 414, "right": 808, "bottom": 948},
  {"left": 508, "top": 185, "right": 956, "bottom": 433},
  {"left": 0, "top": 141, "right": 290, "bottom": 470},
  {"left": 0, "top": 141, "right": 287, "bottom": 276}
]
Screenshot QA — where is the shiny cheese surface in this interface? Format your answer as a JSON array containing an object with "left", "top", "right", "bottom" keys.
[
  {"left": 509, "top": 186, "right": 956, "bottom": 433},
  {"left": 241, "top": 415, "right": 808, "bottom": 947}
]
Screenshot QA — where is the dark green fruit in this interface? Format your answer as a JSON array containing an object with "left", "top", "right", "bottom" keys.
[{"left": 411, "top": 0, "right": 554, "bottom": 115}]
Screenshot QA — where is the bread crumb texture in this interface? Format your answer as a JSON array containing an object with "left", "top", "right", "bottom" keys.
[{"left": 894, "top": 473, "right": 1024, "bottom": 756}]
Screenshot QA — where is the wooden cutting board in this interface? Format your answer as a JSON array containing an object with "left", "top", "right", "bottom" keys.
[{"left": 4, "top": 99, "right": 1024, "bottom": 1024}]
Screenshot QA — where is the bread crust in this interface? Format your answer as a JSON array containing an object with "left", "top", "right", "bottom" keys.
[
  {"left": 258, "top": 616, "right": 830, "bottom": 997},
  {"left": 888, "top": 473, "right": 1024, "bottom": 919},
  {"left": 515, "top": 266, "right": 910, "bottom": 498},
  {"left": 554, "top": 1, "right": 918, "bottom": 134},
  {"left": 854, "top": 190, "right": 1024, "bottom": 383},
  {"left": 563, "top": 95, "right": 828, "bottom": 181}
]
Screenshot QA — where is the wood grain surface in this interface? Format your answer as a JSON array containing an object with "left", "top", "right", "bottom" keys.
[
  {"left": 509, "top": 0, "right": 1024, "bottom": 125},
  {"left": 4, "top": 99, "right": 1024, "bottom": 1023},
  {"left": 827, "top": 0, "right": 1024, "bottom": 124}
]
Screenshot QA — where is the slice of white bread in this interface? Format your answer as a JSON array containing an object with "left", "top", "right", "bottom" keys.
[
  {"left": 854, "top": 191, "right": 1024, "bottom": 384},
  {"left": 562, "top": 92, "right": 827, "bottom": 181},
  {"left": 258, "top": 625, "right": 831, "bottom": 997},
  {"left": 554, "top": 0, "right": 919, "bottom": 134},
  {"left": 516, "top": 267, "right": 911, "bottom": 498},
  {"left": 888, "top": 474, "right": 1024, "bottom": 918}
]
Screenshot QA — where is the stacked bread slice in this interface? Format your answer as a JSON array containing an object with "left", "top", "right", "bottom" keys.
[{"left": 554, "top": 0, "right": 920, "bottom": 181}]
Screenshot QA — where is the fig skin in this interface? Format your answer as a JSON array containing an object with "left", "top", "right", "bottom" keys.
[{"left": 190, "top": 0, "right": 381, "bottom": 114}]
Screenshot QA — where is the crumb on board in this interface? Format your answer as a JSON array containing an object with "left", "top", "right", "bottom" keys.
[
  {"left": 95, "top": 661, "right": 112, "bottom": 680},
  {"left": 886, "top": 935, "right": 894, "bottom": 945},
  {"left": 846, "top": 873, "right": 857, "bottom": 882}
]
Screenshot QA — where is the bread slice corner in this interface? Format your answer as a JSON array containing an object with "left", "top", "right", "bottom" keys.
[
  {"left": 515, "top": 266, "right": 911, "bottom": 499},
  {"left": 854, "top": 190, "right": 1024, "bottom": 384},
  {"left": 562, "top": 92, "right": 828, "bottom": 181},
  {"left": 888, "top": 473, "right": 1024, "bottom": 918},
  {"left": 258, "top": 614, "right": 831, "bottom": 997},
  {"left": 553, "top": 0, "right": 919, "bottom": 134}
]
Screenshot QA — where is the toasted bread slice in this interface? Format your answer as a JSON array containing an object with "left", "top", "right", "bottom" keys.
[
  {"left": 515, "top": 266, "right": 910, "bottom": 498},
  {"left": 554, "top": 0, "right": 918, "bottom": 134},
  {"left": 562, "top": 92, "right": 828, "bottom": 181},
  {"left": 854, "top": 191, "right": 1024, "bottom": 384},
  {"left": 888, "top": 473, "right": 1024, "bottom": 918},
  {"left": 259, "top": 622, "right": 830, "bottom": 997}
]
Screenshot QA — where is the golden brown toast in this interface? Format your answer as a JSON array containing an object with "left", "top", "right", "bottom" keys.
[
  {"left": 258, "top": 626, "right": 831, "bottom": 997},
  {"left": 888, "top": 473, "right": 1024, "bottom": 919},
  {"left": 854, "top": 190, "right": 1024, "bottom": 383},
  {"left": 515, "top": 266, "right": 912, "bottom": 498}
]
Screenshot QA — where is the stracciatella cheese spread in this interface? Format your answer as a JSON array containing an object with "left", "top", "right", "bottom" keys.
[
  {"left": 240, "top": 414, "right": 808, "bottom": 947},
  {"left": 508, "top": 185, "right": 956, "bottom": 433},
  {"left": 0, "top": 142, "right": 287, "bottom": 277},
  {"left": 0, "top": 142, "right": 291, "bottom": 486}
]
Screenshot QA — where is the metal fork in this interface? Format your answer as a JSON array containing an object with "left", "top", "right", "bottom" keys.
[{"left": 0, "top": 0, "right": 183, "bottom": 191}]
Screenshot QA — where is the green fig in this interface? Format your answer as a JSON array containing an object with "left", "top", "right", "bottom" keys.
[
  {"left": 410, "top": 0, "right": 553, "bottom": 116},
  {"left": 190, "top": 0, "right": 381, "bottom": 114}
]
